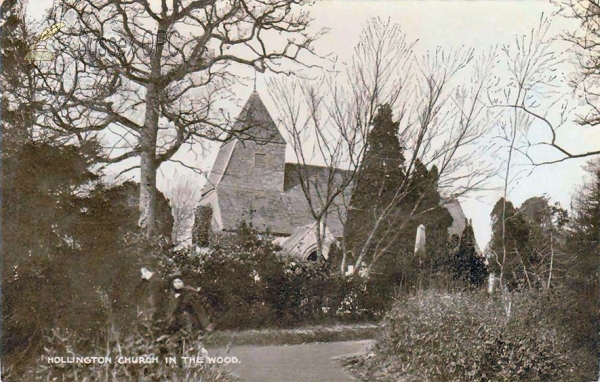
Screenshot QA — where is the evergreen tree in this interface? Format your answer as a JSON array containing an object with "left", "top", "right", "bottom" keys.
[
  {"left": 569, "top": 159, "right": 600, "bottom": 258},
  {"left": 2, "top": 140, "right": 174, "bottom": 366},
  {"left": 488, "top": 197, "right": 534, "bottom": 288},
  {"left": 489, "top": 195, "right": 571, "bottom": 289},
  {"left": 192, "top": 205, "right": 213, "bottom": 247},
  {"left": 400, "top": 161, "right": 453, "bottom": 256},
  {"left": 345, "top": 104, "right": 406, "bottom": 261},
  {"left": 450, "top": 219, "right": 488, "bottom": 287},
  {"left": 1, "top": 0, "right": 38, "bottom": 155},
  {"left": 345, "top": 104, "right": 454, "bottom": 279},
  {"left": 563, "top": 159, "right": 600, "bottom": 353},
  {"left": 2, "top": 142, "right": 100, "bottom": 367}
]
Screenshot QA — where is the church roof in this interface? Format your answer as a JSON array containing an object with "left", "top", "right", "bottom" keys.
[{"left": 226, "top": 91, "right": 286, "bottom": 145}]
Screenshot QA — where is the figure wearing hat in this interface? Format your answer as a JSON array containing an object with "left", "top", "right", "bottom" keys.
[{"left": 166, "top": 270, "right": 214, "bottom": 335}]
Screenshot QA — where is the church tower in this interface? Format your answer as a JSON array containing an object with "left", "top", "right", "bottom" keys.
[{"left": 203, "top": 90, "right": 286, "bottom": 193}]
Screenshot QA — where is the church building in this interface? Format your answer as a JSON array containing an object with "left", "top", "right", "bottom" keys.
[{"left": 196, "top": 90, "right": 478, "bottom": 261}]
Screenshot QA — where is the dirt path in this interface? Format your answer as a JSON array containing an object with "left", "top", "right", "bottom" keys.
[{"left": 207, "top": 340, "right": 374, "bottom": 382}]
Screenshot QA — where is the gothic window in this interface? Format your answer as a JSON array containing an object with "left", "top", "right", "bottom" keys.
[
  {"left": 255, "top": 152, "right": 267, "bottom": 167},
  {"left": 307, "top": 251, "right": 318, "bottom": 261}
]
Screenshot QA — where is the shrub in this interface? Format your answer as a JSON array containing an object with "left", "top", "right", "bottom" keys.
[
  {"left": 353, "top": 290, "right": 593, "bottom": 381},
  {"left": 162, "top": 221, "right": 376, "bottom": 330}
]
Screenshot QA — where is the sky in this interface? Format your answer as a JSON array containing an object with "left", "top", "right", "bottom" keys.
[{"left": 25, "top": 0, "right": 599, "bottom": 248}]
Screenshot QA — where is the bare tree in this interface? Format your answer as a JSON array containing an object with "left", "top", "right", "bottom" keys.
[
  {"left": 33, "top": 0, "right": 323, "bottom": 253},
  {"left": 488, "top": 17, "right": 573, "bottom": 298},
  {"left": 271, "top": 17, "right": 498, "bottom": 277},
  {"left": 269, "top": 74, "right": 359, "bottom": 269},
  {"left": 164, "top": 174, "right": 201, "bottom": 245},
  {"left": 491, "top": 5, "right": 600, "bottom": 165}
]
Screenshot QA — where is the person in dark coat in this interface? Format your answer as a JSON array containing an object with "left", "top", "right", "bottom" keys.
[
  {"left": 133, "top": 266, "right": 170, "bottom": 325},
  {"left": 166, "top": 274, "right": 214, "bottom": 336}
]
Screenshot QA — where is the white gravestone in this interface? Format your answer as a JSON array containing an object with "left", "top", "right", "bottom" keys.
[
  {"left": 414, "top": 224, "right": 426, "bottom": 254},
  {"left": 488, "top": 273, "right": 499, "bottom": 294}
]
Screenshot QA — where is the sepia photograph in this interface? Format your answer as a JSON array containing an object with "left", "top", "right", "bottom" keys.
[{"left": 1, "top": 0, "right": 599, "bottom": 380}]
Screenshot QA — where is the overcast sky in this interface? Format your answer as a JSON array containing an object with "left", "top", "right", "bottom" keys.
[{"left": 26, "top": 1, "right": 598, "bottom": 248}]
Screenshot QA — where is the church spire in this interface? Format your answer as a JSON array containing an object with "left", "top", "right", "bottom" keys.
[{"left": 232, "top": 90, "right": 286, "bottom": 144}]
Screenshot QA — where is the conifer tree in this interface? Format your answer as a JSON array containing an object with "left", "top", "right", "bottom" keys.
[
  {"left": 489, "top": 197, "right": 535, "bottom": 288},
  {"left": 1, "top": 0, "right": 38, "bottom": 155},
  {"left": 564, "top": 158, "right": 600, "bottom": 357},
  {"left": 344, "top": 104, "right": 406, "bottom": 261},
  {"left": 345, "top": 104, "right": 453, "bottom": 280},
  {"left": 450, "top": 219, "right": 488, "bottom": 287}
]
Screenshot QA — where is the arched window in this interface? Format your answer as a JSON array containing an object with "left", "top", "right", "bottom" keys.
[{"left": 307, "top": 250, "right": 318, "bottom": 262}]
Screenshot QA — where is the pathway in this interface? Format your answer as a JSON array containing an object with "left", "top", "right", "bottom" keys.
[{"left": 207, "top": 340, "right": 374, "bottom": 382}]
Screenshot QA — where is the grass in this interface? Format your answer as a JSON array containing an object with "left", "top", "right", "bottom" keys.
[{"left": 204, "top": 322, "right": 381, "bottom": 348}]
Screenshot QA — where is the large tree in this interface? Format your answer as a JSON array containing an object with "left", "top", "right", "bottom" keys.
[
  {"left": 564, "top": 158, "right": 600, "bottom": 356},
  {"left": 2, "top": 141, "right": 174, "bottom": 367},
  {"left": 1, "top": 141, "right": 99, "bottom": 368},
  {"left": 34, "top": 0, "right": 321, "bottom": 255}
]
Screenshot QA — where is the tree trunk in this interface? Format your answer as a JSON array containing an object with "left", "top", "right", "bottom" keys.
[
  {"left": 139, "top": 148, "right": 157, "bottom": 238},
  {"left": 139, "top": 83, "right": 160, "bottom": 242}
]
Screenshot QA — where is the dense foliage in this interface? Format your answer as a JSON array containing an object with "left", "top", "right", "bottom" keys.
[
  {"left": 192, "top": 205, "right": 213, "bottom": 247},
  {"left": 345, "top": 103, "right": 407, "bottom": 260},
  {"left": 345, "top": 290, "right": 594, "bottom": 381},
  {"left": 448, "top": 220, "right": 488, "bottom": 288},
  {"left": 562, "top": 159, "right": 600, "bottom": 358},
  {"left": 1, "top": 0, "right": 38, "bottom": 156},
  {"left": 488, "top": 196, "right": 569, "bottom": 289},
  {"left": 160, "top": 222, "right": 385, "bottom": 330},
  {"left": 2, "top": 141, "right": 173, "bottom": 371}
]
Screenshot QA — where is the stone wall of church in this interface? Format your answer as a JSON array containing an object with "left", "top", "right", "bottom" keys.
[{"left": 221, "top": 140, "right": 286, "bottom": 191}]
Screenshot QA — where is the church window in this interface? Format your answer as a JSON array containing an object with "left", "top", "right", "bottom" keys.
[
  {"left": 255, "top": 152, "right": 267, "bottom": 167},
  {"left": 307, "top": 251, "right": 318, "bottom": 261}
]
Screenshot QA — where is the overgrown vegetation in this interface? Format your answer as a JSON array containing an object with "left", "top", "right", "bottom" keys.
[
  {"left": 1, "top": 140, "right": 174, "bottom": 372},
  {"left": 163, "top": 221, "right": 386, "bottom": 330},
  {"left": 342, "top": 290, "right": 595, "bottom": 382},
  {"left": 341, "top": 160, "right": 600, "bottom": 381}
]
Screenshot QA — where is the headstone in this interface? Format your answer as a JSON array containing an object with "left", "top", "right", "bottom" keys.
[
  {"left": 414, "top": 224, "right": 426, "bottom": 254},
  {"left": 488, "top": 273, "right": 499, "bottom": 294},
  {"left": 345, "top": 265, "right": 355, "bottom": 276}
]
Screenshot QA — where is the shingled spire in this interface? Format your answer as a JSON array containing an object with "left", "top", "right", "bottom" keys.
[{"left": 230, "top": 91, "right": 286, "bottom": 144}]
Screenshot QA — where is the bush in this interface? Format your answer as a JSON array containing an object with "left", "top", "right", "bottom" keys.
[
  {"left": 352, "top": 290, "right": 593, "bottom": 381},
  {"left": 163, "top": 221, "right": 376, "bottom": 330}
]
